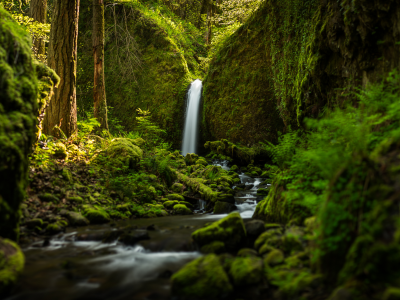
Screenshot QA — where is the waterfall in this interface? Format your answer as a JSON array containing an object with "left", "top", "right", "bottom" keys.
[{"left": 181, "top": 79, "right": 202, "bottom": 156}]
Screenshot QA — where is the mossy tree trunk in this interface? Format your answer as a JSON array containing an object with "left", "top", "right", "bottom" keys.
[
  {"left": 43, "top": 0, "right": 80, "bottom": 138},
  {"left": 29, "top": 0, "right": 47, "bottom": 60},
  {"left": 93, "top": 0, "right": 108, "bottom": 131}
]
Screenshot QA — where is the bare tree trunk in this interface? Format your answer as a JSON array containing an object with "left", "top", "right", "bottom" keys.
[
  {"left": 29, "top": 0, "right": 47, "bottom": 59},
  {"left": 43, "top": 0, "right": 80, "bottom": 138},
  {"left": 93, "top": 0, "right": 108, "bottom": 131}
]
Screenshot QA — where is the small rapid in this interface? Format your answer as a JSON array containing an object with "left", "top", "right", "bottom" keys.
[{"left": 181, "top": 79, "right": 202, "bottom": 156}]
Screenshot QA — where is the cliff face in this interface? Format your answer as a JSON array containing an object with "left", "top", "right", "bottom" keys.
[
  {"left": 77, "top": 0, "right": 206, "bottom": 145},
  {"left": 203, "top": 0, "right": 400, "bottom": 145}
]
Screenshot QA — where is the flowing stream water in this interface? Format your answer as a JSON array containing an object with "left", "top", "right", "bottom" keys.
[{"left": 181, "top": 79, "right": 202, "bottom": 156}]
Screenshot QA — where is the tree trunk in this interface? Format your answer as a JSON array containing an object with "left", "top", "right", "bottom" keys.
[
  {"left": 29, "top": 0, "right": 47, "bottom": 59},
  {"left": 43, "top": 0, "right": 80, "bottom": 138},
  {"left": 93, "top": 0, "right": 108, "bottom": 131}
]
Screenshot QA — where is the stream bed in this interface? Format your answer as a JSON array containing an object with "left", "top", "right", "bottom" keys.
[{"left": 7, "top": 165, "right": 268, "bottom": 300}]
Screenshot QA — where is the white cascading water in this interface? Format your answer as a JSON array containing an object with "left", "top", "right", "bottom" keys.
[{"left": 181, "top": 79, "right": 202, "bottom": 156}]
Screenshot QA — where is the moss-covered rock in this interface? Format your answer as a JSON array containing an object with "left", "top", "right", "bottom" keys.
[
  {"left": 192, "top": 212, "right": 246, "bottom": 251},
  {"left": 38, "top": 193, "right": 59, "bottom": 203},
  {"left": 25, "top": 218, "right": 43, "bottom": 229},
  {"left": 163, "top": 200, "right": 179, "bottom": 209},
  {"left": 0, "top": 238, "right": 25, "bottom": 294},
  {"left": 195, "top": 158, "right": 208, "bottom": 166},
  {"left": 82, "top": 205, "right": 110, "bottom": 224},
  {"left": 46, "top": 221, "right": 67, "bottom": 234},
  {"left": 213, "top": 201, "right": 235, "bottom": 214},
  {"left": 65, "top": 211, "right": 90, "bottom": 226},
  {"left": 166, "top": 193, "right": 185, "bottom": 201},
  {"left": 171, "top": 183, "right": 184, "bottom": 193},
  {"left": 229, "top": 256, "right": 263, "bottom": 287},
  {"left": 200, "top": 241, "right": 226, "bottom": 254},
  {"left": 264, "top": 249, "right": 284, "bottom": 266},
  {"left": 171, "top": 254, "right": 233, "bottom": 299},
  {"left": 53, "top": 142, "right": 68, "bottom": 159},
  {"left": 204, "top": 140, "right": 267, "bottom": 163},
  {"left": 98, "top": 138, "right": 143, "bottom": 169},
  {"left": 0, "top": 8, "right": 38, "bottom": 240},
  {"left": 173, "top": 204, "right": 192, "bottom": 215}
]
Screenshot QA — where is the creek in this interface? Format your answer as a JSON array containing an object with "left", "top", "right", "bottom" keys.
[{"left": 7, "top": 162, "right": 268, "bottom": 300}]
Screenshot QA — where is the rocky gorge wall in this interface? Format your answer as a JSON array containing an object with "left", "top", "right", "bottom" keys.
[
  {"left": 77, "top": 0, "right": 206, "bottom": 146},
  {"left": 203, "top": 0, "right": 400, "bottom": 145}
]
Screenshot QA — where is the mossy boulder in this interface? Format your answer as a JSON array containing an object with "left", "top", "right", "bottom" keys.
[
  {"left": 53, "top": 142, "right": 67, "bottom": 159},
  {"left": 163, "top": 200, "right": 179, "bottom": 209},
  {"left": 171, "top": 254, "right": 233, "bottom": 299},
  {"left": 0, "top": 8, "right": 39, "bottom": 240},
  {"left": 192, "top": 212, "right": 246, "bottom": 251},
  {"left": 67, "top": 196, "right": 84, "bottom": 203},
  {"left": 166, "top": 193, "right": 185, "bottom": 201},
  {"left": 171, "top": 183, "right": 184, "bottom": 193},
  {"left": 185, "top": 153, "right": 199, "bottom": 165},
  {"left": 46, "top": 220, "right": 67, "bottom": 234},
  {"left": 264, "top": 249, "right": 284, "bottom": 266},
  {"left": 229, "top": 256, "right": 263, "bottom": 287},
  {"left": 0, "top": 238, "right": 25, "bottom": 294},
  {"left": 82, "top": 205, "right": 110, "bottom": 224},
  {"left": 173, "top": 204, "right": 192, "bottom": 215},
  {"left": 38, "top": 193, "right": 59, "bottom": 203},
  {"left": 213, "top": 201, "right": 235, "bottom": 214},
  {"left": 99, "top": 138, "right": 143, "bottom": 169},
  {"left": 200, "top": 241, "right": 226, "bottom": 254},
  {"left": 256, "top": 188, "right": 269, "bottom": 196},
  {"left": 195, "top": 158, "right": 208, "bottom": 166},
  {"left": 65, "top": 211, "right": 90, "bottom": 226}
]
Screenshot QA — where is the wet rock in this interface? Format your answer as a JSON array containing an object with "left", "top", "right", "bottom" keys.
[
  {"left": 38, "top": 193, "right": 59, "bottom": 203},
  {"left": 171, "top": 183, "right": 184, "bottom": 193},
  {"left": 244, "top": 184, "right": 254, "bottom": 190},
  {"left": 245, "top": 219, "right": 265, "bottom": 238},
  {"left": 46, "top": 221, "right": 67, "bottom": 234},
  {"left": 66, "top": 211, "right": 90, "bottom": 226},
  {"left": 216, "top": 193, "right": 235, "bottom": 204},
  {"left": 173, "top": 204, "right": 192, "bottom": 215},
  {"left": 213, "top": 201, "right": 235, "bottom": 214},
  {"left": 25, "top": 218, "right": 43, "bottom": 229},
  {"left": 118, "top": 230, "right": 150, "bottom": 245},
  {"left": 229, "top": 256, "right": 263, "bottom": 286},
  {"left": 0, "top": 238, "right": 25, "bottom": 294},
  {"left": 192, "top": 212, "right": 246, "bottom": 251},
  {"left": 200, "top": 241, "right": 226, "bottom": 254},
  {"left": 264, "top": 249, "right": 284, "bottom": 266},
  {"left": 166, "top": 194, "right": 185, "bottom": 201},
  {"left": 171, "top": 254, "right": 233, "bottom": 299}
]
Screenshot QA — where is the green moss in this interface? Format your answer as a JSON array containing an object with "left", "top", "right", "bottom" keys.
[
  {"left": 200, "top": 241, "right": 226, "bottom": 254},
  {"left": 264, "top": 249, "right": 284, "bottom": 266},
  {"left": 97, "top": 138, "right": 143, "bottom": 169},
  {"left": 46, "top": 222, "right": 65, "bottom": 234},
  {"left": 163, "top": 200, "right": 179, "bottom": 209},
  {"left": 171, "top": 254, "right": 233, "bottom": 298},
  {"left": 176, "top": 172, "right": 220, "bottom": 202},
  {"left": 53, "top": 142, "right": 67, "bottom": 159},
  {"left": 382, "top": 288, "right": 400, "bottom": 300},
  {"left": 204, "top": 140, "right": 267, "bottom": 163},
  {"left": 171, "top": 183, "right": 183, "bottom": 193},
  {"left": 173, "top": 204, "right": 192, "bottom": 215},
  {"left": 166, "top": 193, "right": 184, "bottom": 201},
  {"left": 229, "top": 256, "right": 263, "bottom": 287},
  {"left": 192, "top": 212, "right": 246, "bottom": 251},
  {"left": 0, "top": 8, "right": 38, "bottom": 240},
  {"left": 213, "top": 201, "right": 233, "bottom": 214},
  {"left": 0, "top": 238, "right": 25, "bottom": 294},
  {"left": 82, "top": 205, "right": 110, "bottom": 224}
]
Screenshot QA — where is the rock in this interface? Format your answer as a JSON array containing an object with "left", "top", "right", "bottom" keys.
[
  {"left": 38, "top": 193, "right": 59, "bottom": 203},
  {"left": 179, "top": 201, "right": 194, "bottom": 209},
  {"left": 46, "top": 221, "right": 67, "bottom": 234},
  {"left": 163, "top": 200, "right": 179, "bottom": 209},
  {"left": 0, "top": 238, "right": 25, "bottom": 294},
  {"left": 216, "top": 193, "right": 235, "bottom": 204},
  {"left": 99, "top": 138, "right": 143, "bottom": 169},
  {"left": 171, "top": 183, "right": 184, "bottom": 193},
  {"left": 171, "top": 254, "right": 233, "bottom": 299},
  {"left": 66, "top": 211, "right": 89, "bottom": 226},
  {"left": 195, "top": 158, "right": 208, "bottom": 166},
  {"left": 230, "top": 165, "right": 239, "bottom": 172},
  {"left": 281, "top": 226, "right": 305, "bottom": 253},
  {"left": 245, "top": 219, "right": 265, "bottom": 238},
  {"left": 200, "top": 241, "right": 226, "bottom": 254},
  {"left": 184, "top": 153, "right": 199, "bottom": 165},
  {"left": 67, "top": 196, "right": 84, "bottom": 203},
  {"left": 327, "top": 287, "right": 355, "bottom": 300},
  {"left": 53, "top": 142, "right": 68, "bottom": 159},
  {"left": 119, "top": 230, "right": 150, "bottom": 245},
  {"left": 166, "top": 194, "right": 185, "bottom": 201},
  {"left": 264, "top": 249, "right": 284, "bottom": 266},
  {"left": 192, "top": 212, "right": 246, "bottom": 251},
  {"left": 25, "top": 218, "right": 43, "bottom": 229},
  {"left": 229, "top": 256, "right": 263, "bottom": 286},
  {"left": 256, "top": 188, "right": 269, "bottom": 195},
  {"left": 213, "top": 201, "right": 235, "bottom": 214},
  {"left": 82, "top": 205, "right": 110, "bottom": 224},
  {"left": 173, "top": 204, "right": 192, "bottom": 215},
  {"left": 129, "top": 137, "right": 146, "bottom": 147},
  {"left": 259, "top": 244, "right": 275, "bottom": 255},
  {"left": 254, "top": 228, "right": 283, "bottom": 251},
  {"left": 237, "top": 248, "right": 258, "bottom": 257}
]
